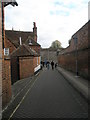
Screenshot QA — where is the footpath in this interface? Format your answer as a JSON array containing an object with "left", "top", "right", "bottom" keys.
[
  {"left": 57, "top": 66, "right": 89, "bottom": 101},
  {"left": 2, "top": 73, "right": 40, "bottom": 113}
]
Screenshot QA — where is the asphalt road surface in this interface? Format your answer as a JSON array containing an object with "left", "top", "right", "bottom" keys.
[{"left": 6, "top": 67, "right": 88, "bottom": 119}]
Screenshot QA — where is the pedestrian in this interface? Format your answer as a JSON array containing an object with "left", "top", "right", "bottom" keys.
[
  {"left": 51, "top": 61, "right": 54, "bottom": 70},
  {"left": 55, "top": 63, "right": 57, "bottom": 68},
  {"left": 42, "top": 61, "right": 45, "bottom": 67},
  {"left": 47, "top": 61, "right": 50, "bottom": 70},
  {"left": 40, "top": 61, "right": 43, "bottom": 70}
]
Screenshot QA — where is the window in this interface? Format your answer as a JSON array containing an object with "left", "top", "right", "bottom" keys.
[
  {"left": 29, "top": 39, "right": 32, "bottom": 45},
  {"left": 4, "top": 48, "right": 9, "bottom": 56}
]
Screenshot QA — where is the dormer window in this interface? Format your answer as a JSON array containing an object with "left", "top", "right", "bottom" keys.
[{"left": 29, "top": 39, "right": 32, "bottom": 45}]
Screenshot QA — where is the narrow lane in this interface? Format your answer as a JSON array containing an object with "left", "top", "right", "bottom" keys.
[{"left": 10, "top": 68, "right": 88, "bottom": 118}]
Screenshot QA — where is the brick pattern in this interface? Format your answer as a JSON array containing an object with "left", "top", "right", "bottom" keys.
[
  {"left": 1, "top": 4, "right": 12, "bottom": 109},
  {"left": 19, "top": 57, "right": 34, "bottom": 79},
  {"left": 0, "top": 3, "right": 2, "bottom": 114},
  {"left": 58, "top": 21, "right": 89, "bottom": 79},
  {"left": 19, "top": 56, "right": 40, "bottom": 79},
  {"left": 2, "top": 56, "right": 12, "bottom": 109}
]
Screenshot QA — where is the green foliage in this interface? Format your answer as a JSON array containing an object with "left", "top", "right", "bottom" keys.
[{"left": 50, "top": 40, "right": 62, "bottom": 49}]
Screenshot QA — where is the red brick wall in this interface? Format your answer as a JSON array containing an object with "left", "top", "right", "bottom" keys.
[
  {"left": 33, "top": 57, "right": 40, "bottom": 68},
  {"left": 2, "top": 56, "right": 12, "bottom": 109},
  {"left": 19, "top": 57, "right": 34, "bottom": 79},
  {"left": 5, "top": 37, "right": 16, "bottom": 54},
  {"left": 0, "top": 3, "right": 2, "bottom": 113},
  {"left": 1, "top": 4, "right": 12, "bottom": 109},
  {"left": 58, "top": 21, "right": 89, "bottom": 79}
]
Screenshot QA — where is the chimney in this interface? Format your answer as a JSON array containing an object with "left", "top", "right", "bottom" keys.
[
  {"left": 33, "top": 22, "right": 37, "bottom": 42},
  {"left": 19, "top": 37, "right": 22, "bottom": 45}
]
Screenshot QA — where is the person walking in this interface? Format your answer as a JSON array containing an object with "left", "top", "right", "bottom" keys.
[
  {"left": 55, "top": 63, "right": 58, "bottom": 68},
  {"left": 47, "top": 61, "right": 50, "bottom": 70},
  {"left": 51, "top": 61, "right": 54, "bottom": 70}
]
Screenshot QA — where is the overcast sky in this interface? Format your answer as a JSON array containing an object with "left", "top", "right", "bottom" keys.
[{"left": 5, "top": 0, "right": 89, "bottom": 48}]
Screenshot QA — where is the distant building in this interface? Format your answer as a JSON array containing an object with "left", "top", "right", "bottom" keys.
[{"left": 40, "top": 47, "right": 63, "bottom": 63}]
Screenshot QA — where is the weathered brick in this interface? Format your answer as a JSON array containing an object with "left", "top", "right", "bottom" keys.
[{"left": 58, "top": 21, "right": 89, "bottom": 79}]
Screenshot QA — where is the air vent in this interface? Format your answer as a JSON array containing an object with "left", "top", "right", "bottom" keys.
[{"left": 4, "top": 48, "right": 9, "bottom": 56}]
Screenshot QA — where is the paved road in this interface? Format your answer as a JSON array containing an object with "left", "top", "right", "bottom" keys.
[{"left": 5, "top": 68, "right": 88, "bottom": 119}]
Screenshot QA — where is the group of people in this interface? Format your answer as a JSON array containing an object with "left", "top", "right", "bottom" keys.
[{"left": 40, "top": 60, "right": 57, "bottom": 70}]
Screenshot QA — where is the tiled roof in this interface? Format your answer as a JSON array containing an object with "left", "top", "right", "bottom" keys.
[
  {"left": 10, "top": 44, "right": 39, "bottom": 57},
  {"left": 5, "top": 30, "right": 40, "bottom": 48}
]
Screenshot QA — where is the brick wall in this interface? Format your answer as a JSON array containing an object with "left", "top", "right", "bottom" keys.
[
  {"left": 19, "top": 57, "right": 34, "bottom": 79},
  {"left": 58, "top": 21, "right": 89, "bottom": 79},
  {"left": 19, "top": 56, "right": 40, "bottom": 79},
  {"left": 0, "top": 2, "right": 2, "bottom": 117},
  {"left": 1, "top": 4, "right": 12, "bottom": 109},
  {"left": 2, "top": 57, "right": 11, "bottom": 109}
]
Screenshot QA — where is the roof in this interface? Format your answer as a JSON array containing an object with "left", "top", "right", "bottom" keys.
[
  {"left": 5, "top": 30, "right": 40, "bottom": 47},
  {"left": 10, "top": 44, "right": 39, "bottom": 57}
]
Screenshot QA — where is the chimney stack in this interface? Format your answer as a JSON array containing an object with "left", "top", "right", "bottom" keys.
[{"left": 33, "top": 22, "right": 37, "bottom": 42}]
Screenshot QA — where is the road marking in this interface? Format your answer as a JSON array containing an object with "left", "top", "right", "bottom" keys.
[
  {"left": 8, "top": 78, "right": 38, "bottom": 120},
  {"left": 2, "top": 79, "right": 32, "bottom": 113}
]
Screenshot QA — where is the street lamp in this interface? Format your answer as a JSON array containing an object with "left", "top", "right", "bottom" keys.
[{"left": 73, "top": 36, "right": 79, "bottom": 77}]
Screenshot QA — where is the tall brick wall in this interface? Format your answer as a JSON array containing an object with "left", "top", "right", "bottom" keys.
[
  {"left": 0, "top": 2, "right": 2, "bottom": 117},
  {"left": 58, "top": 21, "right": 89, "bottom": 79},
  {"left": 19, "top": 57, "right": 34, "bottom": 79},
  {"left": 1, "top": 4, "right": 12, "bottom": 109},
  {"left": 2, "top": 57, "right": 11, "bottom": 109}
]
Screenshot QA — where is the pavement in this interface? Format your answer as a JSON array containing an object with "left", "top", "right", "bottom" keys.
[
  {"left": 57, "top": 66, "right": 89, "bottom": 101},
  {"left": 2, "top": 73, "right": 40, "bottom": 113}
]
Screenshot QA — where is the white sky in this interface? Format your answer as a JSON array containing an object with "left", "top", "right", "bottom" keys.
[{"left": 5, "top": 0, "right": 89, "bottom": 48}]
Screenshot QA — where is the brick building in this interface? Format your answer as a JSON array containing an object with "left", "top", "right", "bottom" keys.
[
  {"left": 40, "top": 48, "right": 63, "bottom": 63},
  {"left": 4, "top": 23, "right": 41, "bottom": 84},
  {"left": 58, "top": 20, "right": 89, "bottom": 79},
  {"left": 10, "top": 44, "right": 40, "bottom": 84},
  {"left": 2, "top": 2, "right": 41, "bottom": 110},
  {"left": 5, "top": 22, "right": 40, "bottom": 54},
  {"left": 1, "top": 1, "right": 18, "bottom": 110}
]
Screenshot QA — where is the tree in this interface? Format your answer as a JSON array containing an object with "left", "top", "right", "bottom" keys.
[{"left": 50, "top": 40, "right": 62, "bottom": 49}]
